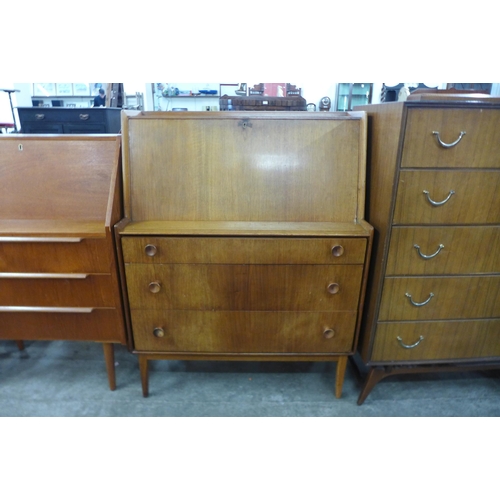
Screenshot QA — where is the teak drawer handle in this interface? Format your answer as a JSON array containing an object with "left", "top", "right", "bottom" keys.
[
  {"left": 327, "top": 283, "right": 340, "bottom": 294},
  {"left": 397, "top": 335, "right": 424, "bottom": 349},
  {"left": 153, "top": 327, "right": 165, "bottom": 338},
  {"left": 413, "top": 244, "right": 445, "bottom": 260},
  {"left": 405, "top": 292, "right": 434, "bottom": 307},
  {"left": 0, "top": 306, "right": 94, "bottom": 313},
  {"left": 432, "top": 130, "right": 466, "bottom": 148},
  {"left": 144, "top": 244, "right": 157, "bottom": 257},
  {"left": 0, "top": 273, "right": 89, "bottom": 279},
  {"left": 423, "top": 189, "right": 455, "bottom": 206},
  {"left": 331, "top": 245, "right": 344, "bottom": 257},
  {"left": 148, "top": 281, "right": 161, "bottom": 293},
  {"left": 323, "top": 329, "right": 336, "bottom": 339}
]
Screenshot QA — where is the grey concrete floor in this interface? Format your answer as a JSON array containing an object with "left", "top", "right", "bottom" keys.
[{"left": 0, "top": 340, "right": 498, "bottom": 416}]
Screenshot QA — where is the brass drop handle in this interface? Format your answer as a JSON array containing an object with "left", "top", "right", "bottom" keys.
[
  {"left": 405, "top": 292, "right": 434, "bottom": 307},
  {"left": 423, "top": 189, "right": 455, "bottom": 206},
  {"left": 79, "top": 113, "right": 90, "bottom": 121},
  {"left": 149, "top": 281, "right": 161, "bottom": 293},
  {"left": 331, "top": 245, "right": 344, "bottom": 257},
  {"left": 153, "top": 327, "right": 165, "bottom": 338},
  {"left": 432, "top": 130, "right": 466, "bottom": 148},
  {"left": 144, "top": 244, "right": 157, "bottom": 256},
  {"left": 327, "top": 283, "right": 340, "bottom": 294},
  {"left": 397, "top": 335, "right": 424, "bottom": 349},
  {"left": 323, "top": 328, "right": 335, "bottom": 339},
  {"left": 414, "top": 244, "right": 445, "bottom": 260}
]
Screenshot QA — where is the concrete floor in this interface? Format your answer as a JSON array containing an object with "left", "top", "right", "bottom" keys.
[{"left": 1, "top": 340, "right": 499, "bottom": 416}]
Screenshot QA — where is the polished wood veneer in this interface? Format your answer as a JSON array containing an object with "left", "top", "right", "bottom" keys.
[
  {"left": 355, "top": 97, "right": 500, "bottom": 404},
  {"left": 117, "top": 111, "right": 373, "bottom": 398},
  {"left": 0, "top": 135, "right": 127, "bottom": 389}
]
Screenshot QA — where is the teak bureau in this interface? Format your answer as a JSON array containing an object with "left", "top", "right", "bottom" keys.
[
  {"left": 116, "top": 111, "right": 373, "bottom": 397},
  {"left": 0, "top": 135, "right": 127, "bottom": 388},
  {"left": 355, "top": 95, "right": 500, "bottom": 404}
]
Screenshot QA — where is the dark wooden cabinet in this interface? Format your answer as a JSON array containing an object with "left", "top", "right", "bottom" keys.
[
  {"left": 355, "top": 95, "right": 500, "bottom": 404},
  {"left": 17, "top": 107, "right": 122, "bottom": 134}
]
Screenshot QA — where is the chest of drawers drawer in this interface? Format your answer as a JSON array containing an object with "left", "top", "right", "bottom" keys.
[
  {"left": 386, "top": 226, "right": 500, "bottom": 275},
  {"left": 393, "top": 170, "right": 500, "bottom": 224},
  {"left": 122, "top": 236, "right": 367, "bottom": 265},
  {"left": 378, "top": 275, "right": 500, "bottom": 321},
  {"left": 0, "top": 237, "right": 113, "bottom": 273},
  {"left": 401, "top": 107, "right": 500, "bottom": 168},
  {"left": 130, "top": 310, "right": 358, "bottom": 353},
  {"left": 125, "top": 263, "right": 364, "bottom": 312},
  {"left": 0, "top": 273, "right": 118, "bottom": 307},
  {"left": 371, "top": 319, "right": 500, "bottom": 362}
]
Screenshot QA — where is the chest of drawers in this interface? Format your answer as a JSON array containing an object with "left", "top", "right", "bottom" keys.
[
  {"left": 355, "top": 96, "right": 500, "bottom": 404},
  {"left": 0, "top": 135, "right": 127, "bottom": 389},
  {"left": 116, "top": 111, "right": 373, "bottom": 398}
]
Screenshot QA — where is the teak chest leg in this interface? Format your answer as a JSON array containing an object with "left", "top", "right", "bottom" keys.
[
  {"left": 139, "top": 355, "right": 149, "bottom": 397},
  {"left": 102, "top": 343, "right": 116, "bottom": 391},
  {"left": 335, "top": 355, "right": 348, "bottom": 398}
]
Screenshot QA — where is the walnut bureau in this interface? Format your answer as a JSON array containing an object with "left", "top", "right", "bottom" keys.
[
  {"left": 355, "top": 95, "right": 500, "bottom": 404},
  {"left": 0, "top": 135, "right": 127, "bottom": 389},
  {"left": 116, "top": 111, "right": 373, "bottom": 398}
]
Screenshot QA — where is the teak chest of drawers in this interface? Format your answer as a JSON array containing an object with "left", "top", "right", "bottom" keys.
[
  {"left": 116, "top": 111, "right": 373, "bottom": 397},
  {"left": 355, "top": 96, "right": 500, "bottom": 404},
  {"left": 0, "top": 135, "right": 127, "bottom": 388}
]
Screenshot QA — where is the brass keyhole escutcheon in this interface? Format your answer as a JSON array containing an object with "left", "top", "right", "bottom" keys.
[
  {"left": 331, "top": 245, "right": 344, "bottom": 257},
  {"left": 149, "top": 281, "right": 161, "bottom": 293},
  {"left": 145, "top": 244, "right": 157, "bottom": 257},
  {"left": 327, "top": 283, "right": 340, "bottom": 295},
  {"left": 323, "top": 329, "right": 335, "bottom": 339},
  {"left": 153, "top": 327, "right": 165, "bottom": 338}
]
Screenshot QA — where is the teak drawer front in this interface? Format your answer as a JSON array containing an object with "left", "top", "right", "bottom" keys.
[
  {"left": 371, "top": 319, "right": 500, "bottom": 362},
  {"left": 0, "top": 308, "right": 124, "bottom": 342},
  {"left": 121, "top": 237, "right": 367, "bottom": 265},
  {"left": 0, "top": 238, "right": 112, "bottom": 273},
  {"left": 0, "top": 273, "right": 118, "bottom": 307},
  {"left": 125, "top": 264, "right": 364, "bottom": 312},
  {"left": 386, "top": 226, "right": 500, "bottom": 276},
  {"left": 393, "top": 170, "right": 500, "bottom": 225},
  {"left": 401, "top": 108, "right": 500, "bottom": 168},
  {"left": 379, "top": 276, "right": 500, "bottom": 321},
  {"left": 130, "top": 310, "right": 358, "bottom": 353}
]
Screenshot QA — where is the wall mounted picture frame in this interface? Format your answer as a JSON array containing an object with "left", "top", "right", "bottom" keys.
[
  {"left": 73, "top": 83, "right": 91, "bottom": 96},
  {"left": 33, "top": 83, "right": 56, "bottom": 96},
  {"left": 56, "top": 83, "right": 73, "bottom": 96}
]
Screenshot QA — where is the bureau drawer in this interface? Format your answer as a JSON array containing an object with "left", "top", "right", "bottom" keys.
[
  {"left": 0, "top": 273, "right": 118, "bottom": 307},
  {"left": 0, "top": 307, "right": 124, "bottom": 343},
  {"left": 125, "top": 264, "right": 364, "bottom": 312},
  {"left": 130, "top": 310, "right": 358, "bottom": 353},
  {"left": 393, "top": 170, "right": 500, "bottom": 224},
  {"left": 371, "top": 319, "right": 500, "bottom": 362},
  {"left": 379, "top": 276, "right": 500, "bottom": 321},
  {"left": 401, "top": 108, "right": 500, "bottom": 168},
  {"left": 0, "top": 237, "right": 113, "bottom": 273},
  {"left": 121, "top": 236, "right": 367, "bottom": 265},
  {"left": 386, "top": 226, "right": 500, "bottom": 276}
]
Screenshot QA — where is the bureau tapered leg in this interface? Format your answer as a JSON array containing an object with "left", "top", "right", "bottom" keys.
[
  {"left": 357, "top": 366, "right": 388, "bottom": 405},
  {"left": 102, "top": 343, "right": 116, "bottom": 391},
  {"left": 139, "top": 355, "right": 149, "bottom": 397},
  {"left": 335, "top": 356, "right": 348, "bottom": 398},
  {"left": 16, "top": 341, "right": 25, "bottom": 351}
]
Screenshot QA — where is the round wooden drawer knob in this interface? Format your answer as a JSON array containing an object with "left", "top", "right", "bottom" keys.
[
  {"left": 153, "top": 327, "right": 165, "bottom": 338},
  {"left": 145, "top": 244, "right": 157, "bottom": 257},
  {"left": 331, "top": 245, "right": 344, "bottom": 257},
  {"left": 148, "top": 281, "right": 161, "bottom": 293},
  {"left": 327, "top": 283, "right": 340, "bottom": 294},
  {"left": 323, "top": 328, "right": 336, "bottom": 339}
]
